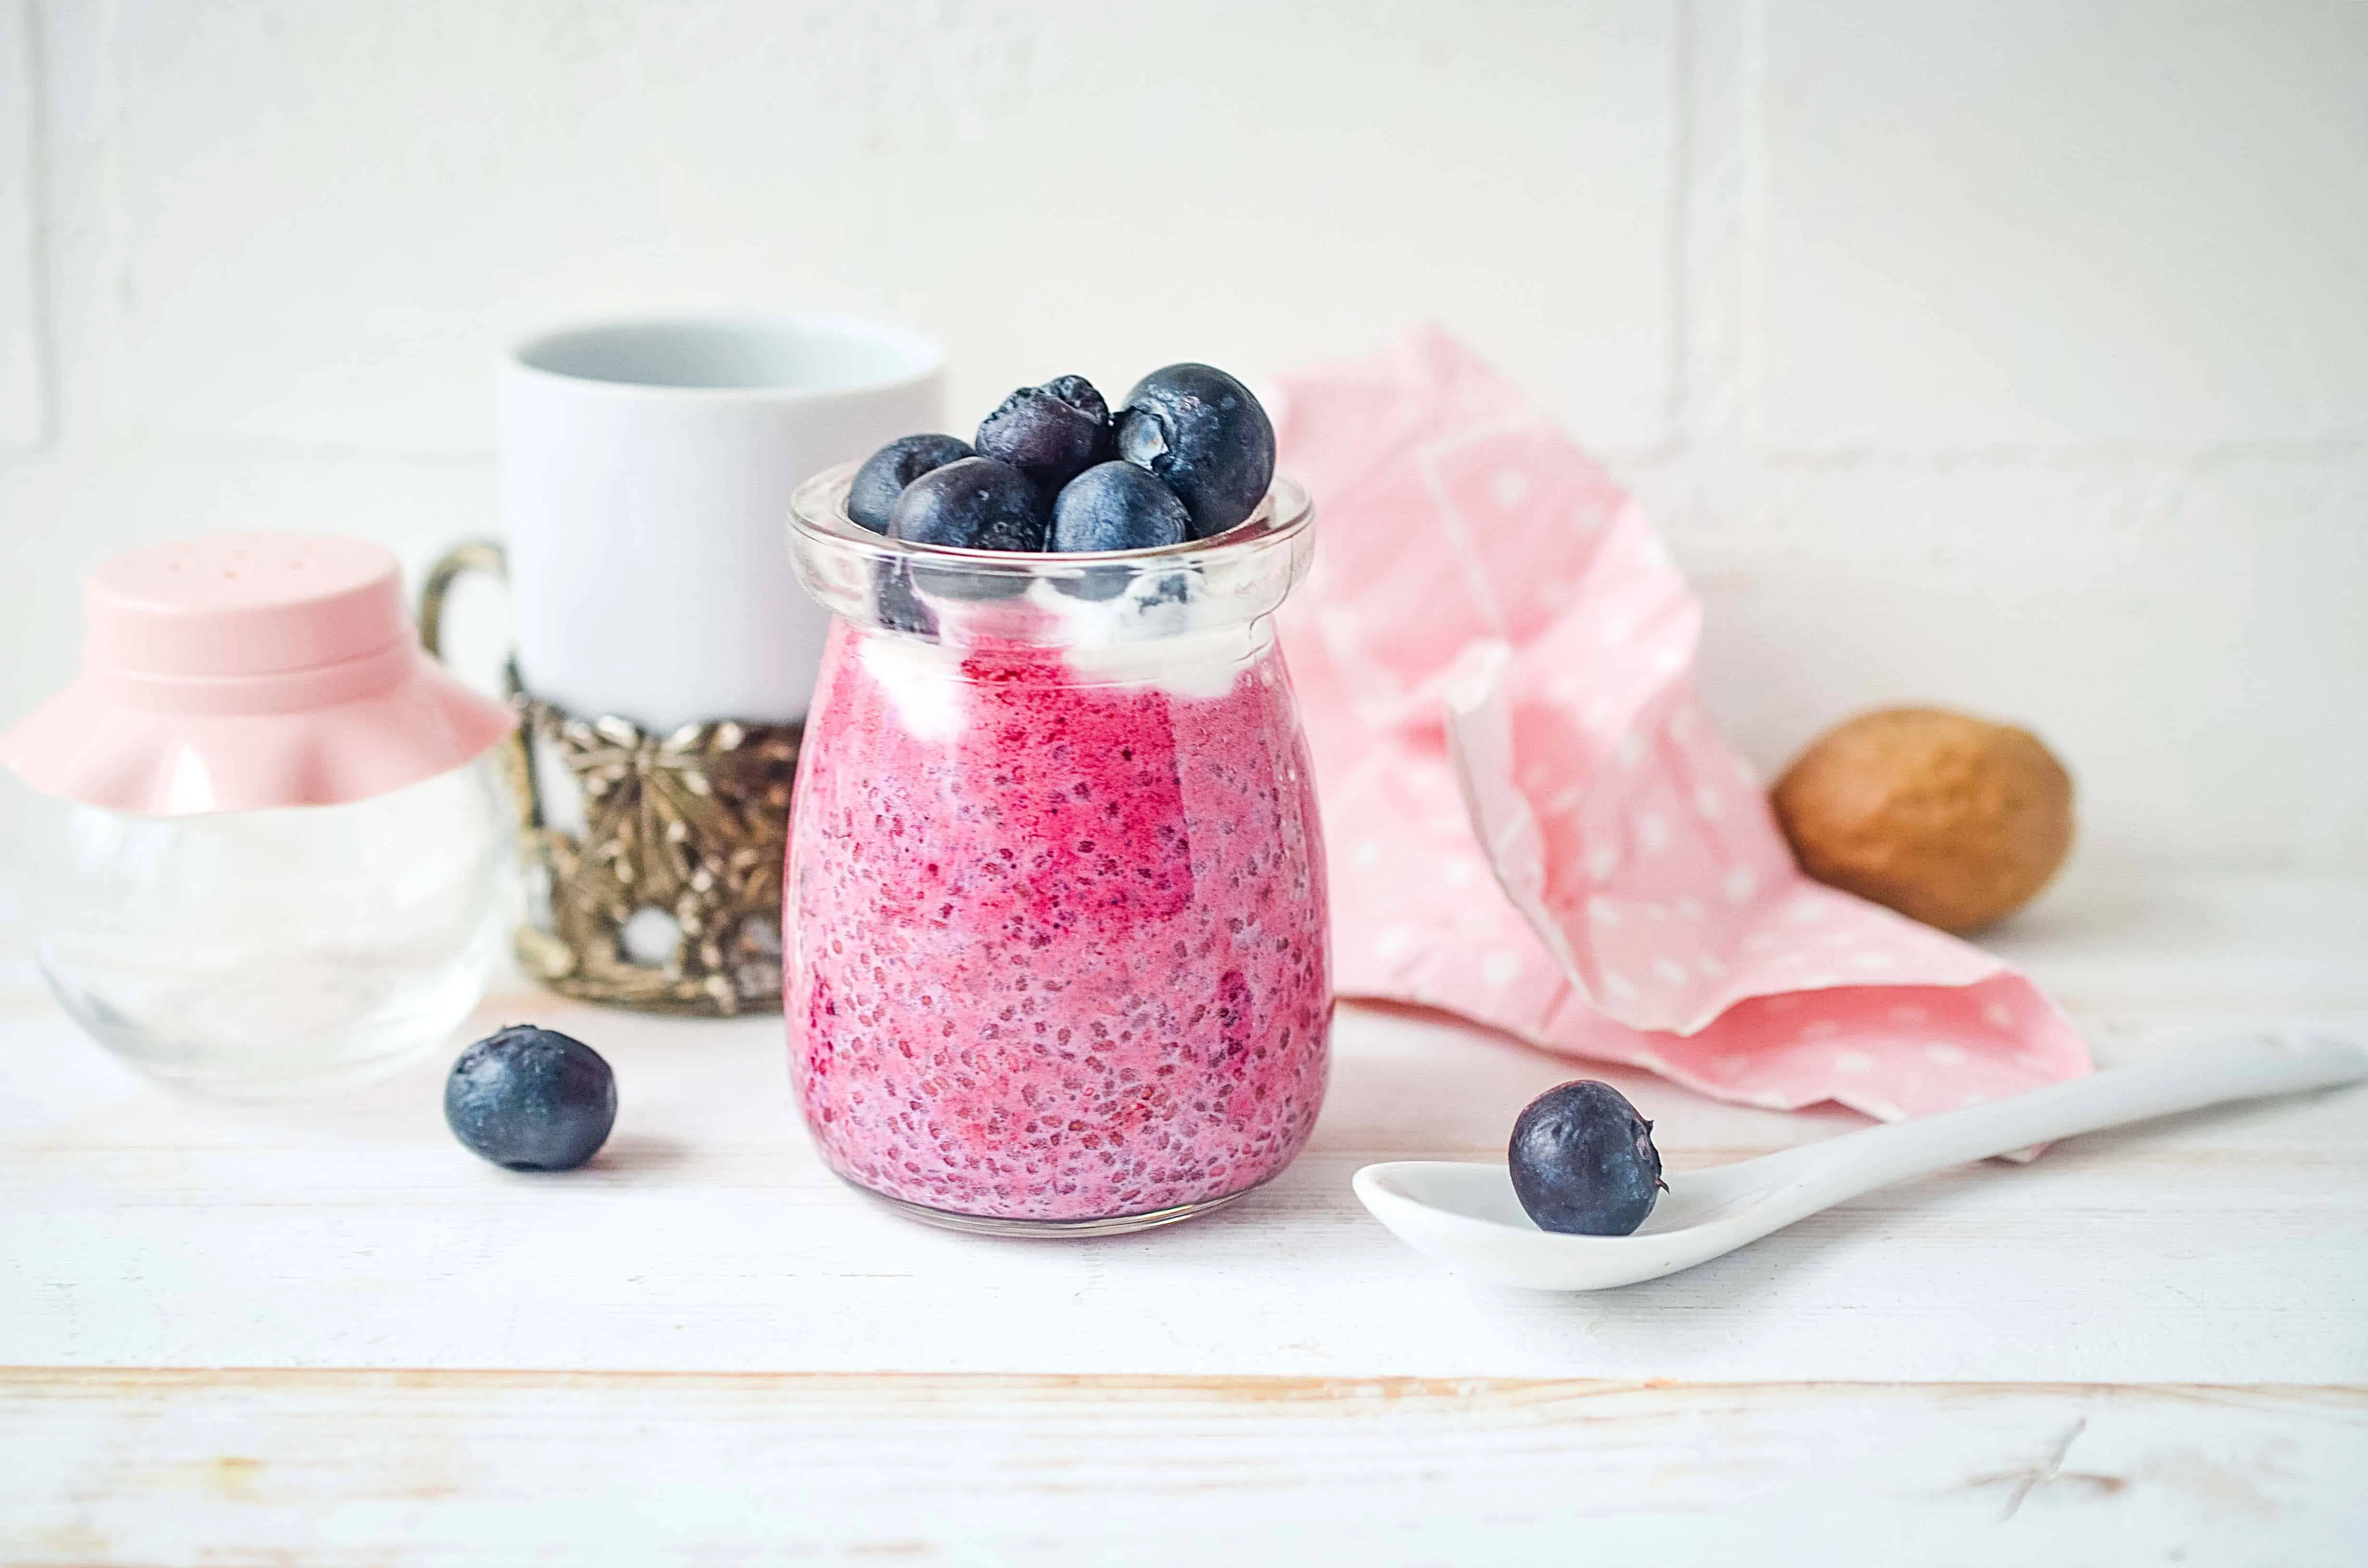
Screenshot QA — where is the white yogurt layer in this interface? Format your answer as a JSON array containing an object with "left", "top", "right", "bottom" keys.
[
  {"left": 857, "top": 547, "right": 1279, "bottom": 744},
  {"left": 1056, "top": 621, "right": 1260, "bottom": 699},
  {"left": 1024, "top": 574, "right": 1261, "bottom": 700},
  {"left": 856, "top": 632, "right": 969, "bottom": 744},
  {"left": 855, "top": 565, "right": 1268, "bottom": 743}
]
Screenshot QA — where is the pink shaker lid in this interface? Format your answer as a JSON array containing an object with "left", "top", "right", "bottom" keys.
[{"left": 0, "top": 533, "right": 515, "bottom": 815}]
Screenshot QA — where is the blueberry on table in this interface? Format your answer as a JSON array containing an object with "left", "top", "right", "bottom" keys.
[
  {"left": 1507, "top": 1080, "right": 1665, "bottom": 1236},
  {"left": 849, "top": 433, "right": 975, "bottom": 534},
  {"left": 1115, "top": 363, "right": 1275, "bottom": 540},
  {"left": 445, "top": 1025, "right": 618, "bottom": 1172},
  {"left": 889, "top": 456, "right": 1050, "bottom": 554},
  {"left": 976, "top": 376, "right": 1115, "bottom": 498}
]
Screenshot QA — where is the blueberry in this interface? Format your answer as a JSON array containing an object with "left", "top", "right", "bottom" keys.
[
  {"left": 1052, "top": 462, "right": 1191, "bottom": 552},
  {"left": 444, "top": 1025, "right": 618, "bottom": 1172},
  {"left": 873, "top": 557, "right": 938, "bottom": 636},
  {"left": 1140, "top": 568, "right": 1194, "bottom": 607},
  {"left": 1040, "top": 373, "right": 1110, "bottom": 424},
  {"left": 1048, "top": 463, "right": 1191, "bottom": 600},
  {"left": 888, "top": 456, "right": 1048, "bottom": 554},
  {"left": 1507, "top": 1080, "right": 1665, "bottom": 1236},
  {"left": 1115, "top": 363, "right": 1276, "bottom": 540},
  {"left": 976, "top": 376, "right": 1114, "bottom": 498},
  {"left": 849, "top": 433, "right": 974, "bottom": 534}
]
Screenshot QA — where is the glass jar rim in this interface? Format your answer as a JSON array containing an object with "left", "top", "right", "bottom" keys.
[
  {"left": 787, "top": 464, "right": 1314, "bottom": 648},
  {"left": 789, "top": 463, "right": 1313, "bottom": 577}
]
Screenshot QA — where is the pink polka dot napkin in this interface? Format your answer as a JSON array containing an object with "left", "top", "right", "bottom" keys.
[{"left": 1273, "top": 329, "right": 2090, "bottom": 1123}]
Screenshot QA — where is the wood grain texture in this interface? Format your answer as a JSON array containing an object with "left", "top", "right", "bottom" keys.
[
  {"left": 2, "top": 1011, "right": 2362, "bottom": 1381},
  {"left": 3, "top": 1372, "right": 2361, "bottom": 1566},
  {"left": 0, "top": 873, "right": 2363, "bottom": 1561},
  {"left": 1, "top": 877, "right": 2366, "bottom": 1383}
]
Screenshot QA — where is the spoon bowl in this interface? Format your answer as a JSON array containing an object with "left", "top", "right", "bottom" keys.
[{"left": 1355, "top": 1033, "right": 2367, "bottom": 1292}]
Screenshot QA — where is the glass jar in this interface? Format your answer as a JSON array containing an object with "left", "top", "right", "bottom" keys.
[
  {"left": 14, "top": 760, "right": 510, "bottom": 1097},
  {"left": 785, "top": 466, "right": 1332, "bottom": 1235},
  {"left": 0, "top": 532, "right": 518, "bottom": 1098}
]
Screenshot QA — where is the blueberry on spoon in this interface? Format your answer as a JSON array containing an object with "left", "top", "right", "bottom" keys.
[
  {"left": 849, "top": 433, "right": 974, "bottom": 534},
  {"left": 976, "top": 375, "right": 1114, "bottom": 498},
  {"left": 445, "top": 1025, "right": 618, "bottom": 1172},
  {"left": 1116, "top": 363, "right": 1275, "bottom": 540},
  {"left": 1507, "top": 1080, "right": 1666, "bottom": 1236}
]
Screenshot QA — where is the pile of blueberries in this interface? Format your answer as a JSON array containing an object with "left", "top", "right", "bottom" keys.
[{"left": 850, "top": 362, "right": 1277, "bottom": 568}]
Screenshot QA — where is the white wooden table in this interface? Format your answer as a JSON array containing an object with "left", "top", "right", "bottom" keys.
[{"left": 3, "top": 867, "right": 2364, "bottom": 1564}]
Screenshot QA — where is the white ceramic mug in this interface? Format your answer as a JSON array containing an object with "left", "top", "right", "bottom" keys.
[{"left": 499, "top": 315, "right": 946, "bottom": 731}]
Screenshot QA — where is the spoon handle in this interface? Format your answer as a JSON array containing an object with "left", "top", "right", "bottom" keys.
[{"left": 1792, "top": 1032, "right": 2366, "bottom": 1206}]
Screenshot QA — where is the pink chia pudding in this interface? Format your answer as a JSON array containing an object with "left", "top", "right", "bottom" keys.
[{"left": 785, "top": 618, "right": 1330, "bottom": 1227}]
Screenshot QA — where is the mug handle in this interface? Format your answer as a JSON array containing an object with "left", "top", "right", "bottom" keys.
[
  {"left": 419, "top": 540, "right": 508, "bottom": 662},
  {"left": 417, "top": 541, "right": 546, "bottom": 842}
]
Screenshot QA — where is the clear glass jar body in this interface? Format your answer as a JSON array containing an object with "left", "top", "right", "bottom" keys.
[
  {"left": 21, "top": 758, "right": 511, "bottom": 1098},
  {"left": 785, "top": 468, "right": 1331, "bottom": 1234}
]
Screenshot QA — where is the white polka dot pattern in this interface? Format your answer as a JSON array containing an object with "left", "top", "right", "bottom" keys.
[{"left": 1271, "top": 329, "right": 2092, "bottom": 1125}]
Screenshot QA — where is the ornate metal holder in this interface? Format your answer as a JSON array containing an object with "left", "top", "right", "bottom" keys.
[{"left": 421, "top": 543, "right": 799, "bottom": 1017}]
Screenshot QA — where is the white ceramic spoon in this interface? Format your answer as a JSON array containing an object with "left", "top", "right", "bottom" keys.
[{"left": 1354, "top": 1032, "right": 2367, "bottom": 1292}]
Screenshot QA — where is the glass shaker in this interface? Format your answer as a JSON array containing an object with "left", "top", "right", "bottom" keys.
[{"left": 0, "top": 534, "right": 516, "bottom": 1097}]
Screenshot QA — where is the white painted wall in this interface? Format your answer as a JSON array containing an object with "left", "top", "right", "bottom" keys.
[{"left": 0, "top": 0, "right": 2362, "bottom": 876}]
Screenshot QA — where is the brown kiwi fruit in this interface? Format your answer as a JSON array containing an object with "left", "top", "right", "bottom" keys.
[{"left": 1770, "top": 707, "right": 2073, "bottom": 934}]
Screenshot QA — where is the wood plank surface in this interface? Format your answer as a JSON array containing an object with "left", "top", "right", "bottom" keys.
[
  {"left": 3, "top": 1007, "right": 2365, "bottom": 1384},
  {"left": 5, "top": 1372, "right": 2362, "bottom": 1566},
  {"left": 0, "top": 874, "right": 2364, "bottom": 1385},
  {"left": 1, "top": 871, "right": 2364, "bottom": 1561}
]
